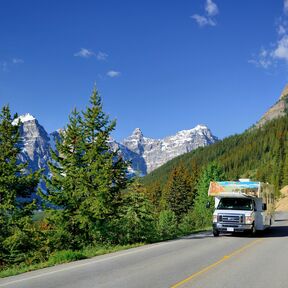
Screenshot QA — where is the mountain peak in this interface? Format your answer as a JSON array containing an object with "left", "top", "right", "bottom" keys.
[
  {"left": 280, "top": 84, "right": 288, "bottom": 100},
  {"left": 132, "top": 128, "right": 143, "bottom": 138},
  {"left": 12, "top": 113, "right": 35, "bottom": 125},
  {"left": 255, "top": 84, "right": 288, "bottom": 128},
  {"left": 193, "top": 124, "right": 209, "bottom": 131}
]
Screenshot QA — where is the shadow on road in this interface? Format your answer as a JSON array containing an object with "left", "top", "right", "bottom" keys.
[
  {"left": 181, "top": 224, "right": 288, "bottom": 240},
  {"left": 261, "top": 225, "right": 288, "bottom": 238},
  {"left": 224, "top": 223, "right": 288, "bottom": 238},
  {"left": 182, "top": 213, "right": 288, "bottom": 240},
  {"left": 183, "top": 233, "right": 213, "bottom": 240}
]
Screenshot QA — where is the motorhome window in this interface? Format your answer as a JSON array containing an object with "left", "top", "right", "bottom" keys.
[{"left": 217, "top": 198, "right": 253, "bottom": 211}]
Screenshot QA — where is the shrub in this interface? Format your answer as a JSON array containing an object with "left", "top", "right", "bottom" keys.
[
  {"left": 48, "top": 250, "right": 86, "bottom": 265},
  {"left": 156, "top": 210, "right": 178, "bottom": 241},
  {"left": 178, "top": 211, "right": 195, "bottom": 235},
  {"left": 112, "top": 192, "right": 156, "bottom": 245}
]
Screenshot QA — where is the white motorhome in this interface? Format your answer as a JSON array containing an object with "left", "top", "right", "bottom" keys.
[{"left": 208, "top": 179, "right": 275, "bottom": 236}]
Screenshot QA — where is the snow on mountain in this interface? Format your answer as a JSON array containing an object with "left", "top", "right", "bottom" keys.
[
  {"left": 122, "top": 125, "right": 218, "bottom": 174},
  {"left": 15, "top": 114, "right": 217, "bottom": 177},
  {"left": 16, "top": 115, "right": 51, "bottom": 175},
  {"left": 12, "top": 113, "right": 35, "bottom": 125}
]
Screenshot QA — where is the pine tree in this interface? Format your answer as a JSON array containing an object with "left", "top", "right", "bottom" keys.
[
  {"left": 192, "top": 162, "right": 225, "bottom": 228},
  {"left": 145, "top": 180, "right": 162, "bottom": 211},
  {"left": 0, "top": 105, "right": 40, "bottom": 266},
  {"left": 164, "top": 163, "right": 194, "bottom": 222},
  {"left": 41, "top": 109, "right": 87, "bottom": 250},
  {"left": 110, "top": 180, "right": 156, "bottom": 244},
  {"left": 282, "top": 139, "right": 288, "bottom": 187},
  {"left": 41, "top": 88, "right": 129, "bottom": 249}
]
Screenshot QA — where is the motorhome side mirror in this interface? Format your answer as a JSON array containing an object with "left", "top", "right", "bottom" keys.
[
  {"left": 206, "top": 201, "right": 211, "bottom": 209},
  {"left": 262, "top": 203, "right": 267, "bottom": 211}
]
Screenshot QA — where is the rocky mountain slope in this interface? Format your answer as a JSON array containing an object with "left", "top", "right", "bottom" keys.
[
  {"left": 13, "top": 114, "right": 53, "bottom": 175},
  {"left": 143, "top": 84, "right": 288, "bottom": 191},
  {"left": 14, "top": 114, "right": 217, "bottom": 176},
  {"left": 122, "top": 125, "right": 217, "bottom": 174},
  {"left": 256, "top": 84, "right": 288, "bottom": 128}
]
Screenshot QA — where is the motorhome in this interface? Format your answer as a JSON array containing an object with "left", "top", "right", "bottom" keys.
[{"left": 208, "top": 179, "right": 275, "bottom": 236}]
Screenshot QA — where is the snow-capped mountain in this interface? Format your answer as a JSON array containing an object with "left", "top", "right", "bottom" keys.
[
  {"left": 13, "top": 113, "right": 52, "bottom": 175},
  {"left": 122, "top": 125, "right": 218, "bottom": 174},
  {"left": 14, "top": 114, "right": 217, "bottom": 176}
]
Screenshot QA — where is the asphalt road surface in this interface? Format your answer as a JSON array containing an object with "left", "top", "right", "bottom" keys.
[{"left": 1, "top": 212, "right": 288, "bottom": 288}]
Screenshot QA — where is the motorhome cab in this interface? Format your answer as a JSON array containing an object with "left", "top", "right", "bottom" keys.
[{"left": 208, "top": 179, "right": 275, "bottom": 236}]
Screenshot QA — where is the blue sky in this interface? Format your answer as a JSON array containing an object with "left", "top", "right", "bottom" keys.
[{"left": 1, "top": 0, "right": 288, "bottom": 141}]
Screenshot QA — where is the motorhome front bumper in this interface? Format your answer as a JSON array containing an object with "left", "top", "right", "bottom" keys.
[{"left": 213, "top": 223, "right": 253, "bottom": 232}]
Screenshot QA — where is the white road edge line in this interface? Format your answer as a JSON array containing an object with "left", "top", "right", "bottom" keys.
[{"left": 0, "top": 232, "right": 212, "bottom": 287}]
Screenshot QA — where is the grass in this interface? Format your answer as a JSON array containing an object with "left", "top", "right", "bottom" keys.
[
  {"left": 0, "top": 227, "right": 212, "bottom": 279},
  {"left": 0, "top": 243, "right": 144, "bottom": 278}
]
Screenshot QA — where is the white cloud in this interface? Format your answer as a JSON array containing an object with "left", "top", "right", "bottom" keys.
[
  {"left": 12, "top": 58, "right": 24, "bottom": 64},
  {"left": 1, "top": 58, "right": 24, "bottom": 72},
  {"left": 74, "top": 48, "right": 95, "bottom": 58},
  {"left": 97, "top": 51, "right": 108, "bottom": 61},
  {"left": 74, "top": 48, "right": 109, "bottom": 61},
  {"left": 278, "top": 24, "right": 286, "bottom": 35},
  {"left": 191, "top": 0, "right": 218, "bottom": 27},
  {"left": 1, "top": 61, "right": 7, "bottom": 72},
  {"left": 107, "top": 70, "right": 120, "bottom": 78},
  {"left": 250, "top": 3, "right": 288, "bottom": 69},
  {"left": 248, "top": 48, "right": 273, "bottom": 69},
  {"left": 249, "top": 47, "right": 277, "bottom": 70},
  {"left": 284, "top": 0, "right": 288, "bottom": 14},
  {"left": 191, "top": 14, "right": 216, "bottom": 27},
  {"left": 205, "top": 0, "right": 218, "bottom": 16},
  {"left": 273, "top": 35, "right": 288, "bottom": 61}
]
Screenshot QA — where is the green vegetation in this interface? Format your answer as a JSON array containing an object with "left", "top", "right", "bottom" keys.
[
  {"left": 0, "top": 106, "right": 40, "bottom": 267},
  {"left": 143, "top": 114, "right": 288, "bottom": 195},
  {"left": 0, "top": 243, "right": 143, "bottom": 278},
  {"left": 1, "top": 87, "right": 286, "bottom": 277},
  {"left": 1, "top": 88, "right": 207, "bottom": 277},
  {"left": 39, "top": 89, "right": 129, "bottom": 250},
  {"left": 191, "top": 163, "right": 225, "bottom": 228}
]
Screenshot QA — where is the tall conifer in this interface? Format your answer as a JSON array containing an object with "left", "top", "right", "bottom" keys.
[
  {"left": 164, "top": 163, "right": 193, "bottom": 221},
  {"left": 0, "top": 105, "right": 40, "bottom": 265},
  {"left": 42, "top": 88, "right": 129, "bottom": 249},
  {"left": 192, "top": 162, "right": 225, "bottom": 228}
]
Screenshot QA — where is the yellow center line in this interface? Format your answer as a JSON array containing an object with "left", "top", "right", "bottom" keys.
[{"left": 170, "top": 238, "right": 264, "bottom": 288}]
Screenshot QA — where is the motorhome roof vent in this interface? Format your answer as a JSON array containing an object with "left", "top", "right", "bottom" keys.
[{"left": 239, "top": 179, "right": 250, "bottom": 182}]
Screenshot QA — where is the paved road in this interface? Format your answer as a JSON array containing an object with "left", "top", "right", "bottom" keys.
[{"left": 1, "top": 212, "right": 288, "bottom": 288}]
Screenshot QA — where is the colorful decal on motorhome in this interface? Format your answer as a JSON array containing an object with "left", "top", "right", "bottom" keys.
[{"left": 208, "top": 181, "right": 260, "bottom": 196}]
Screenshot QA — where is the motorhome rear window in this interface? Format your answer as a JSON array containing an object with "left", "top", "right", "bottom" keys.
[{"left": 217, "top": 198, "right": 253, "bottom": 211}]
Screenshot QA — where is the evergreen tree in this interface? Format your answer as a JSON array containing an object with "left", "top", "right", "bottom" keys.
[
  {"left": 156, "top": 209, "right": 178, "bottom": 240},
  {"left": 145, "top": 180, "right": 162, "bottom": 211},
  {"left": 41, "top": 88, "right": 129, "bottom": 250},
  {"left": 164, "top": 163, "right": 194, "bottom": 222},
  {"left": 80, "top": 89, "right": 129, "bottom": 239},
  {"left": 110, "top": 180, "right": 156, "bottom": 244},
  {"left": 143, "top": 114, "right": 288, "bottom": 195},
  {"left": 282, "top": 140, "right": 288, "bottom": 187},
  {"left": 41, "top": 109, "right": 87, "bottom": 250},
  {"left": 192, "top": 162, "right": 225, "bottom": 228},
  {"left": 0, "top": 105, "right": 40, "bottom": 266}
]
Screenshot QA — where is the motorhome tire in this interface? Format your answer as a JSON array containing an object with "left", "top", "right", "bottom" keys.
[{"left": 250, "top": 223, "right": 257, "bottom": 236}]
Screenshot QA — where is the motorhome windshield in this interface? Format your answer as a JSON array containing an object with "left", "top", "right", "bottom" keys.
[{"left": 217, "top": 198, "right": 253, "bottom": 211}]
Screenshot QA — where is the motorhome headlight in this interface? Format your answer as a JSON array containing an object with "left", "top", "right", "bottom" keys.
[
  {"left": 213, "top": 215, "right": 218, "bottom": 223},
  {"left": 245, "top": 215, "right": 254, "bottom": 224}
]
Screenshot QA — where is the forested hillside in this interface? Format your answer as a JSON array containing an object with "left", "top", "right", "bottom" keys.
[
  {"left": 143, "top": 112, "right": 288, "bottom": 195},
  {"left": 2, "top": 89, "right": 288, "bottom": 277},
  {"left": 1, "top": 89, "right": 220, "bottom": 276}
]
